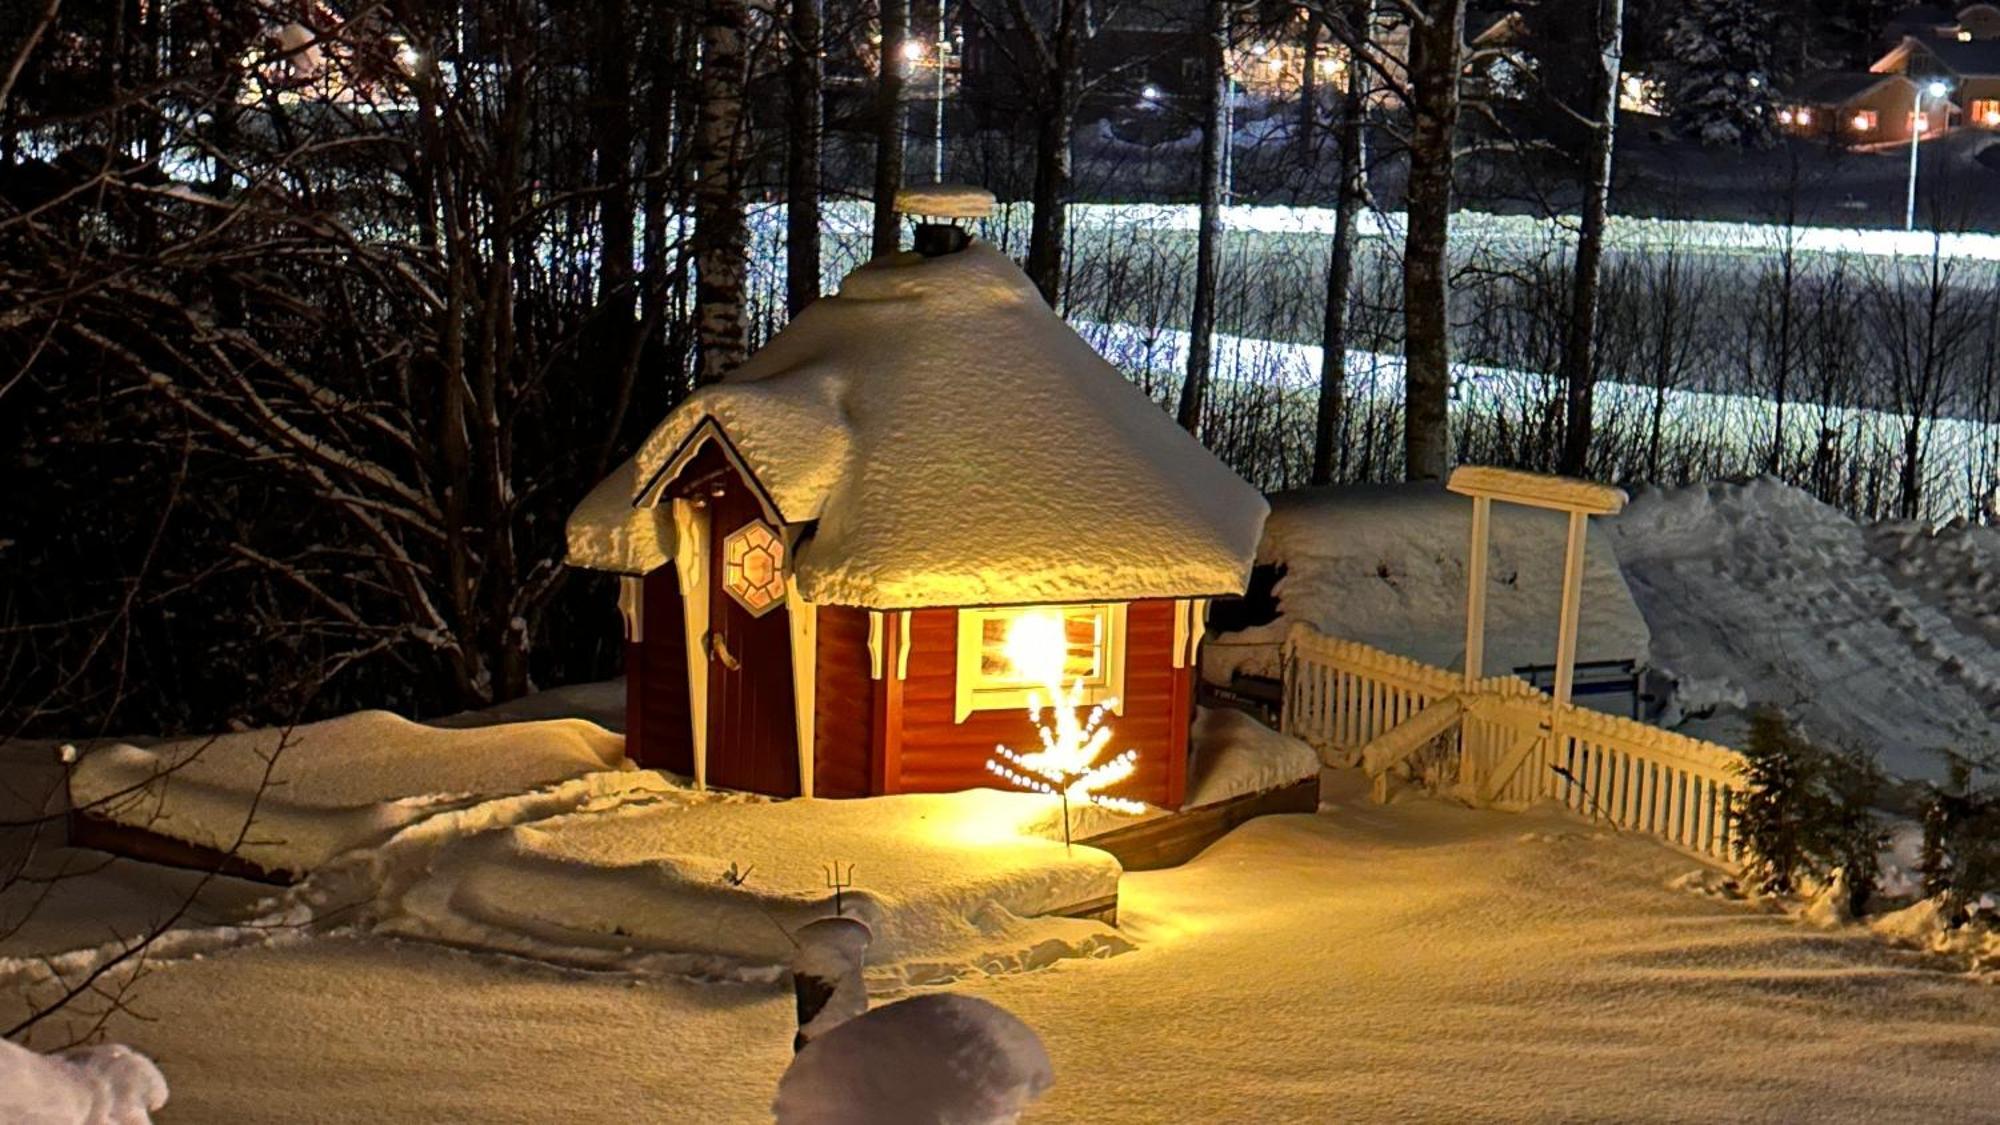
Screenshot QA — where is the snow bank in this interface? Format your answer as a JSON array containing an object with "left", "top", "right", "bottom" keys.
[
  {"left": 0, "top": 1039, "right": 168, "bottom": 1125},
  {"left": 1205, "top": 482, "right": 1649, "bottom": 685},
  {"left": 774, "top": 993, "right": 1052, "bottom": 1125},
  {"left": 383, "top": 787, "right": 1126, "bottom": 976},
  {"left": 1183, "top": 708, "right": 1321, "bottom": 809},
  {"left": 569, "top": 241, "right": 1267, "bottom": 608},
  {"left": 69, "top": 711, "right": 626, "bottom": 875},
  {"left": 1609, "top": 478, "right": 2000, "bottom": 782}
]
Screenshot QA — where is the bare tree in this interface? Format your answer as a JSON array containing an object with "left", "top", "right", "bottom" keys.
[
  {"left": 695, "top": 0, "right": 753, "bottom": 381},
  {"left": 873, "top": 0, "right": 910, "bottom": 257},
  {"left": 1555, "top": 0, "right": 1623, "bottom": 476},
  {"left": 1178, "top": 0, "right": 1230, "bottom": 434},
  {"left": 1399, "top": 0, "right": 1466, "bottom": 481},
  {"left": 787, "top": 0, "right": 824, "bottom": 314},
  {"left": 1311, "top": 0, "right": 1373, "bottom": 486}
]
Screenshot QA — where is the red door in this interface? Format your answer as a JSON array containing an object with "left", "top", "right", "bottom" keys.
[{"left": 705, "top": 474, "right": 800, "bottom": 796}]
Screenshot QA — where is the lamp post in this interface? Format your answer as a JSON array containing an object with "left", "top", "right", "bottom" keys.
[{"left": 1906, "top": 79, "right": 1950, "bottom": 232}]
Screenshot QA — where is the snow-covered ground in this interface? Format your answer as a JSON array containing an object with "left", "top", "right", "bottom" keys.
[
  {"left": 10, "top": 773, "right": 2000, "bottom": 1123},
  {"left": 69, "top": 711, "right": 627, "bottom": 875},
  {"left": 1202, "top": 483, "right": 1649, "bottom": 688},
  {"left": 1208, "top": 477, "right": 1996, "bottom": 785},
  {"left": 1610, "top": 479, "right": 2000, "bottom": 784}
]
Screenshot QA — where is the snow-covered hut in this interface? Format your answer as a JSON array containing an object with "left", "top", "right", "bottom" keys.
[{"left": 566, "top": 200, "right": 1267, "bottom": 806}]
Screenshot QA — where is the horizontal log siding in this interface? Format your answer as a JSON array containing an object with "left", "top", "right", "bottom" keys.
[
  {"left": 813, "top": 605, "right": 876, "bottom": 798},
  {"left": 630, "top": 567, "right": 695, "bottom": 777},
  {"left": 893, "top": 599, "right": 1186, "bottom": 808}
]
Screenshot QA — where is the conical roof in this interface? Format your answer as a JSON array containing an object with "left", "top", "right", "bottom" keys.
[{"left": 567, "top": 242, "right": 1267, "bottom": 609}]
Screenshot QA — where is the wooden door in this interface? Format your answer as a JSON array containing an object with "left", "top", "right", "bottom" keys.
[{"left": 704, "top": 473, "right": 799, "bottom": 796}]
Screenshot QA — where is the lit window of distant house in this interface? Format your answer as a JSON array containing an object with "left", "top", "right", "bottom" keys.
[
  {"left": 1973, "top": 98, "right": 2000, "bottom": 126},
  {"left": 954, "top": 604, "right": 1126, "bottom": 721},
  {"left": 1851, "top": 109, "right": 1879, "bottom": 131}
]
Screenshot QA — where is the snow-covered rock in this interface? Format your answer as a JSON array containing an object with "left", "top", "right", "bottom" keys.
[
  {"left": 1204, "top": 482, "right": 1648, "bottom": 685},
  {"left": 775, "top": 915, "right": 1052, "bottom": 1125},
  {"left": 568, "top": 241, "right": 1267, "bottom": 608},
  {"left": 69, "top": 711, "right": 625, "bottom": 875},
  {"left": 0, "top": 1039, "right": 168, "bottom": 1125}
]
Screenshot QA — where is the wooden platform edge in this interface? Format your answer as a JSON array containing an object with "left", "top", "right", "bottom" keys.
[
  {"left": 67, "top": 810, "right": 299, "bottom": 886},
  {"left": 1080, "top": 776, "right": 1321, "bottom": 873},
  {"left": 1051, "top": 892, "right": 1119, "bottom": 928}
]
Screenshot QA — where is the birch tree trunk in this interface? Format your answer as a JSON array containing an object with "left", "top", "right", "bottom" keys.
[
  {"left": 693, "top": 0, "right": 750, "bottom": 382},
  {"left": 786, "top": 0, "right": 824, "bottom": 315},
  {"left": 1025, "top": 0, "right": 1084, "bottom": 307},
  {"left": 1177, "top": 0, "right": 1230, "bottom": 434},
  {"left": 1400, "top": 0, "right": 1465, "bottom": 481},
  {"left": 1311, "top": 0, "right": 1372, "bottom": 485},
  {"left": 1556, "top": 0, "right": 1623, "bottom": 476},
  {"left": 872, "top": 0, "right": 910, "bottom": 258}
]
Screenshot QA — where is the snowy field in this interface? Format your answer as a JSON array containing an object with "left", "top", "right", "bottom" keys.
[{"left": 9, "top": 773, "right": 2000, "bottom": 1122}]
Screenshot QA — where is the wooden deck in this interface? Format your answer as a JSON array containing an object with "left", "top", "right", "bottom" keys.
[{"left": 1080, "top": 776, "right": 1321, "bottom": 872}]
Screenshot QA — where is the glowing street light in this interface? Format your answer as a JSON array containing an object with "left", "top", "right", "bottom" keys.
[
  {"left": 1907, "top": 78, "right": 1951, "bottom": 231},
  {"left": 900, "top": 39, "right": 924, "bottom": 63}
]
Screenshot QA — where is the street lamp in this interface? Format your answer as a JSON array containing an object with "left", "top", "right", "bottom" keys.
[{"left": 1906, "top": 78, "right": 1950, "bottom": 231}]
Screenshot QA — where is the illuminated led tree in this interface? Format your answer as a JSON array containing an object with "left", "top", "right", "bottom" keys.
[{"left": 984, "top": 611, "right": 1144, "bottom": 847}]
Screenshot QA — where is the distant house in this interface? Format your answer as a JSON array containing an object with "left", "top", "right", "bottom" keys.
[
  {"left": 1872, "top": 35, "right": 2000, "bottom": 126},
  {"left": 1782, "top": 8, "right": 2000, "bottom": 145},
  {"left": 1778, "top": 71, "right": 1949, "bottom": 144}
]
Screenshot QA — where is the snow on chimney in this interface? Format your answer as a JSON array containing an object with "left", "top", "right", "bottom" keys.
[{"left": 893, "top": 184, "right": 995, "bottom": 257}]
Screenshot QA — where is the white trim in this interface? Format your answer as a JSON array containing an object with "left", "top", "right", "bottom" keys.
[
  {"left": 866, "top": 611, "right": 887, "bottom": 680},
  {"left": 1172, "top": 599, "right": 1189, "bottom": 670},
  {"left": 671, "top": 498, "right": 710, "bottom": 789},
  {"left": 896, "top": 610, "right": 913, "bottom": 681},
  {"left": 1186, "top": 597, "right": 1208, "bottom": 668},
  {"left": 953, "top": 603, "right": 1127, "bottom": 723},
  {"left": 786, "top": 576, "right": 818, "bottom": 799},
  {"left": 638, "top": 418, "right": 785, "bottom": 526},
  {"left": 617, "top": 576, "right": 645, "bottom": 643}
]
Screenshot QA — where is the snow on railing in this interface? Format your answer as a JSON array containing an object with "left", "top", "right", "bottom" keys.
[{"left": 1282, "top": 624, "right": 1746, "bottom": 868}]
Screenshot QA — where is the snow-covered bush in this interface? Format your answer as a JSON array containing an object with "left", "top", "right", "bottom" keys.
[
  {"left": 1918, "top": 757, "right": 2000, "bottom": 927},
  {"left": 1731, "top": 710, "right": 1885, "bottom": 909}
]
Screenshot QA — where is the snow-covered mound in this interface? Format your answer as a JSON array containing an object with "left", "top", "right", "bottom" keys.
[
  {"left": 1205, "top": 483, "right": 1648, "bottom": 685},
  {"left": 0, "top": 1038, "right": 168, "bottom": 1125},
  {"left": 390, "top": 787, "right": 1125, "bottom": 972},
  {"left": 70, "top": 711, "right": 626, "bottom": 875},
  {"left": 774, "top": 993, "right": 1053, "bottom": 1125},
  {"left": 1608, "top": 479, "right": 2000, "bottom": 782},
  {"left": 1183, "top": 708, "right": 1321, "bottom": 808}
]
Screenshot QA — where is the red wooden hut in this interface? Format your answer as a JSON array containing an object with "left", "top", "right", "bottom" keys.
[{"left": 566, "top": 220, "right": 1267, "bottom": 808}]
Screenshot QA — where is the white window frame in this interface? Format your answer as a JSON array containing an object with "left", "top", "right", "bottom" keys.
[{"left": 953, "top": 603, "right": 1127, "bottom": 723}]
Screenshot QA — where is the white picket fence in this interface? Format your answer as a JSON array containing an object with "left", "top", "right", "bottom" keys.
[{"left": 1282, "top": 625, "right": 1746, "bottom": 868}]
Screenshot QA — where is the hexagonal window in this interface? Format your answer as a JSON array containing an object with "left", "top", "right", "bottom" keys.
[{"left": 721, "top": 519, "right": 786, "bottom": 617}]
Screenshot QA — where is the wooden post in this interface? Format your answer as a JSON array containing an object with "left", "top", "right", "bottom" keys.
[
  {"left": 1549, "top": 508, "right": 1589, "bottom": 766},
  {"left": 1463, "top": 494, "right": 1490, "bottom": 687}
]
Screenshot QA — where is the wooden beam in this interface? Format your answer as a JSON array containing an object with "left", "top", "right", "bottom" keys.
[
  {"left": 1463, "top": 494, "right": 1490, "bottom": 686},
  {"left": 1446, "top": 465, "right": 1626, "bottom": 515}
]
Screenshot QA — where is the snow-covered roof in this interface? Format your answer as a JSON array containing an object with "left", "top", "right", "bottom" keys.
[
  {"left": 568, "top": 242, "right": 1268, "bottom": 608},
  {"left": 894, "top": 184, "right": 996, "bottom": 220}
]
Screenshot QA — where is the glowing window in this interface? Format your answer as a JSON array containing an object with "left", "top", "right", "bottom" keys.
[
  {"left": 1973, "top": 99, "right": 2000, "bottom": 125},
  {"left": 1851, "top": 109, "right": 1878, "bottom": 132},
  {"left": 954, "top": 604, "right": 1127, "bottom": 721},
  {"left": 720, "top": 519, "right": 786, "bottom": 617}
]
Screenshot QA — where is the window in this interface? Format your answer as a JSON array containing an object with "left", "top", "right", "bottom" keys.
[
  {"left": 1850, "top": 109, "right": 1878, "bottom": 132},
  {"left": 720, "top": 519, "right": 786, "bottom": 616},
  {"left": 954, "top": 604, "right": 1127, "bottom": 721},
  {"left": 1973, "top": 98, "right": 2000, "bottom": 126}
]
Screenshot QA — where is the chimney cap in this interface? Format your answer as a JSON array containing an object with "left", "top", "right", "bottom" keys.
[{"left": 893, "top": 184, "right": 996, "bottom": 222}]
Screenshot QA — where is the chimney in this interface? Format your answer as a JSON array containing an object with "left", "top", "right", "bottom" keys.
[{"left": 891, "top": 184, "right": 996, "bottom": 257}]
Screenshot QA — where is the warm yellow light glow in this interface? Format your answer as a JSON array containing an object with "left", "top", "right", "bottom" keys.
[
  {"left": 1001, "top": 610, "right": 1068, "bottom": 688},
  {"left": 1853, "top": 111, "right": 1875, "bottom": 131},
  {"left": 986, "top": 613, "right": 1147, "bottom": 838},
  {"left": 900, "top": 39, "right": 925, "bottom": 62},
  {"left": 1799, "top": 108, "right": 1814, "bottom": 125}
]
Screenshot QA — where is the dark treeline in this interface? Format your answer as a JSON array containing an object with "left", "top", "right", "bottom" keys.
[{"left": 2, "top": 0, "right": 1995, "bottom": 739}]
